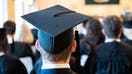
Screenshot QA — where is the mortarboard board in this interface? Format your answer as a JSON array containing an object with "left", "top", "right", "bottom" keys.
[
  {"left": 0, "top": 28, "right": 6, "bottom": 39},
  {"left": 22, "top": 5, "right": 90, "bottom": 54}
]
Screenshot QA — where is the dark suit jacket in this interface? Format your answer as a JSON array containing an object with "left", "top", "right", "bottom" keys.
[
  {"left": 0, "top": 54, "right": 27, "bottom": 74},
  {"left": 122, "top": 38, "right": 132, "bottom": 46},
  {"left": 40, "top": 68, "right": 77, "bottom": 74},
  {"left": 84, "top": 41, "right": 132, "bottom": 74},
  {"left": 7, "top": 42, "right": 35, "bottom": 64}
]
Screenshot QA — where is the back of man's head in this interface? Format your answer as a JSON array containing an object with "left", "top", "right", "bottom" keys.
[
  {"left": 103, "top": 15, "right": 123, "bottom": 38},
  {"left": 3, "top": 20, "right": 16, "bottom": 35}
]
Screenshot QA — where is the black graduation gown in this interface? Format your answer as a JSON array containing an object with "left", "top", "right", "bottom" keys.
[
  {"left": 84, "top": 41, "right": 132, "bottom": 74},
  {"left": 40, "top": 68, "right": 77, "bottom": 74},
  {"left": 7, "top": 42, "right": 35, "bottom": 64},
  {"left": 0, "top": 54, "right": 27, "bottom": 74},
  {"left": 122, "top": 38, "right": 132, "bottom": 46}
]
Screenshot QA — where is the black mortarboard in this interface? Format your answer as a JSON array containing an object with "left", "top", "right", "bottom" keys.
[
  {"left": 123, "top": 20, "right": 132, "bottom": 28},
  {"left": 0, "top": 28, "right": 6, "bottom": 39},
  {"left": 22, "top": 5, "right": 90, "bottom": 54}
]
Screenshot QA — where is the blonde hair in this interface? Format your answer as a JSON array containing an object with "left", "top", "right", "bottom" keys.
[{"left": 15, "top": 24, "right": 34, "bottom": 44}]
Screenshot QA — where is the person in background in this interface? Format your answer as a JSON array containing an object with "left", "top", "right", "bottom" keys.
[
  {"left": 79, "top": 18, "right": 104, "bottom": 68},
  {"left": 0, "top": 28, "right": 27, "bottom": 74},
  {"left": 3, "top": 20, "right": 35, "bottom": 73},
  {"left": 122, "top": 16, "right": 132, "bottom": 46},
  {"left": 122, "top": 7, "right": 131, "bottom": 20},
  {"left": 84, "top": 15, "right": 132, "bottom": 74},
  {"left": 17, "top": 24, "right": 34, "bottom": 44},
  {"left": 80, "top": 18, "right": 104, "bottom": 56},
  {"left": 22, "top": 5, "right": 90, "bottom": 74}
]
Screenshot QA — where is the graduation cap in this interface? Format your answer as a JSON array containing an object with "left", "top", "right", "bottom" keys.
[
  {"left": 22, "top": 5, "right": 90, "bottom": 54},
  {"left": 123, "top": 20, "right": 132, "bottom": 28},
  {"left": 0, "top": 28, "right": 6, "bottom": 39}
]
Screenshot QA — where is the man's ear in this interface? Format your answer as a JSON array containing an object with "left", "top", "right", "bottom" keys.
[
  {"left": 71, "top": 40, "right": 76, "bottom": 52},
  {"left": 102, "top": 29, "right": 105, "bottom": 36},
  {"left": 35, "top": 40, "right": 40, "bottom": 51}
]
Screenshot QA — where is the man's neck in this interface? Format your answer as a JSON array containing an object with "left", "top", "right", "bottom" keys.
[{"left": 42, "top": 59, "right": 69, "bottom": 64}]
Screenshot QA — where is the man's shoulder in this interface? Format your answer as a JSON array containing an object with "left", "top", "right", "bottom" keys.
[
  {"left": 0, "top": 54, "right": 25, "bottom": 68},
  {"left": 2, "top": 54, "right": 19, "bottom": 60},
  {"left": 96, "top": 42, "right": 107, "bottom": 50}
]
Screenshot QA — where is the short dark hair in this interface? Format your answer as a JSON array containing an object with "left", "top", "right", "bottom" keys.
[
  {"left": 3, "top": 20, "right": 16, "bottom": 35},
  {"left": 103, "top": 16, "right": 123, "bottom": 38},
  {"left": 40, "top": 39, "right": 73, "bottom": 62}
]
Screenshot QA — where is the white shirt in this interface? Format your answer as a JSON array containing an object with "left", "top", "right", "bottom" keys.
[
  {"left": 0, "top": 52, "right": 5, "bottom": 56},
  {"left": 123, "top": 27, "right": 132, "bottom": 40},
  {"left": 42, "top": 63, "right": 70, "bottom": 69},
  {"left": 7, "top": 37, "right": 13, "bottom": 44},
  {"left": 105, "top": 38, "right": 121, "bottom": 43}
]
